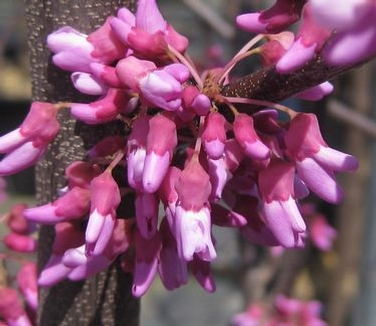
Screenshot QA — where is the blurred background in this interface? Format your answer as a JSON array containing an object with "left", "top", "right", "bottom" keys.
[{"left": 0, "top": 1, "right": 376, "bottom": 325}]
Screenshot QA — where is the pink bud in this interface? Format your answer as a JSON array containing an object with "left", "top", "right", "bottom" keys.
[
  {"left": 233, "top": 113, "right": 270, "bottom": 161},
  {"left": 4, "top": 233, "right": 37, "bottom": 253},
  {"left": 143, "top": 114, "right": 177, "bottom": 193},
  {"left": 201, "top": 112, "right": 227, "bottom": 159}
]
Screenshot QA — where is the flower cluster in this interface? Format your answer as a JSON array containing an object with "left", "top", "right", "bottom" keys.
[
  {"left": 0, "top": 0, "right": 363, "bottom": 299},
  {"left": 238, "top": 0, "right": 376, "bottom": 70},
  {"left": 0, "top": 204, "right": 38, "bottom": 326},
  {"left": 231, "top": 294, "right": 327, "bottom": 326}
]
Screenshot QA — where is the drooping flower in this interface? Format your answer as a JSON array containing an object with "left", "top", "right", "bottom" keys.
[
  {"left": 0, "top": 102, "right": 60, "bottom": 176},
  {"left": 284, "top": 113, "right": 358, "bottom": 203}
]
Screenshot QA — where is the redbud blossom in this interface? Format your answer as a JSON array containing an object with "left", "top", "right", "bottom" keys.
[
  {"left": 143, "top": 114, "right": 178, "bottom": 193},
  {"left": 201, "top": 112, "right": 227, "bottom": 160},
  {"left": 17, "top": 262, "right": 38, "bottom": 312},
  {"left": 258, "top": 161, "right": 306, "bottom": 248},
  {"left": 85, "top": 170, "right": 121, "bottom": 256},
  {"left": 174, "top": 158, "right": 216, "bottom": 261},
  {"left": 236, "top": 0, "right": 306, "bottom": 34},
  {"left": 233, "top": 113, "right": 270, "bottom": 161},
  {"left": 284, "top": 113, "right": 358, "bottom": 203},
  {"left": 0, "top": 102, "right": 59, "bottom": 176},
  {"left": 70, "top": 88, "right": 129, "bottom": 124},
  {"left": 0, "top": 287, "right": 32, "bottom": 326}
]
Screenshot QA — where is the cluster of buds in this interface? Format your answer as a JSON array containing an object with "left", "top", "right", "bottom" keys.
[
  {"left": 0, "top": 204, "right": 38, "bottom": 326},
  {"left": 0, "top": 0, "right": 363, "bottom": 299},
  {"left": 231, "top": 294, "right": 327, "bottom": 326}
]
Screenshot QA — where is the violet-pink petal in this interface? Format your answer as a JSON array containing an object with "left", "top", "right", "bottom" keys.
[
  {"left": 52, "top": 49, "right": 94, "bottom": 73},
  {"left": 243, "top": 139, "right": 270, "bottom": 160},
  {"left": 23, "top": 204, "right": 59, "bottom": 224},
  {"left": 314, "top": 146, "right": 359, "bottom": 172},
  {"left": 294, "top": 81, "right": 334, "bottom": 101},
  {"left": 142, "top": 151, "right": 170, "bottom": 193},
  {"left": 62, "top": 245, "right": 87, "bottom": 268},
  {"left": 47, "top": 26, "right": 88, "bottom": 52},
  {"left": 109, "top": 17, "right": 132, "bottom": 45},
  {"left": 70, "top": 103, "right": 100, "bottom": 125},
  {"left": 135, "top": 192, "right": 158, "bottom": 239},
  {"left": 282, "top": 197, "right": 306, "bottom": 232},
  {"left": 191, "top": 93, "right": 211, "bottom": 116},
  {"left": 276, "top": 38, "right": 316, "bottom": 73},
  {"left": 132, "top": 259, "right": 158, "bottom": 297},
  {"left": 162, "top": 63, "right": 190, "bottom": 83},
  {"left": 71, "top": 72, "right": 108, "bottom": 95},
  {"left": 85, "top": 209, "right": 106, "bottom": 245},
  {"left": 68, "top": 255, "right": 110, "bottom": 280},
  {"left": 136, "top": 0, "right": 166, "bottom": 33},
  {"left": 0, "top": 142, "right": 44, "bottom": 176},
  {"left": 0, "top": 128, "right": 24, "bottom": 153},
  {"left": 236, "top": 13, "right": 267, "bottom": 33},
  {"left": 127, "top": 148, "right": 146, "bottom": 191},
  {"left": 262, "top": 201, "right": 301, "bottom": 248},
  {"left": 296, "top": 157, "right": 344, "bottom": 204},
  {"left": 38, "top": 255, "right": 72, "bottom": 287},
  {"left": 204, "top": 139, "right": 225, "bottom": 160},
  {"left": 159, "top": 247, "right": 188, "bottom": 290},
  {"left": 117, "top": 7, "right": 136, "bottom": 25},
  {"left": 91, "top": 215, "right": 115, "bottom": 256}
]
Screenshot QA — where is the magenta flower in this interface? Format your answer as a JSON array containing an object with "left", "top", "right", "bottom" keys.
[
  {"left": 236, "top": 0, "right": 306, "bottom": 34},
  {"left": 284, "top": 113, "right": 358, "bottom": 203},
  {"left": 158, "top": 218, "right": 188, "bottom": 290},
  {"left": 0, "top": 102, "right": 60, "bottom": 176},
  {"left": 233, "top": 113, "right": 270, "bottom": 161},
  {"left": 110, "top": 0, "right": 188, "bottom": 58},
  {"left": 258, "top": 161, "right": 307, "bottom": 248},
  {"left": 85, "top": 170, "right": 121, "bottom": 256},
  {"left": 4, "top": 233, "right": 37, "bottom": 253},
  {"left": 143, "top": 114, "right": 177, "bottom": 193},
  {"left": 132, "top": 229, "right": 161, "bottom": 297},
  {"left": 310, "top": 0, "right": 376, "bottom": 65},
  {"left": 174, "top": 157, "right": 217, "bottom": 261},
  {"left": 24, "top": 186, "right": 91, "bottom": 224},
  {"left": 47, "top": 18, "right": 126, "bottom": 72},
  {"left": 276, "top": 4, "right": 331, "bottom": 73},
  {"left": 70, "top": 88, "right": 130, "bottom": 124},
  {"left": 135, "top": 192, "right": 159, "bottom": 239},
  {"left": 201, "top": 112, "right": 227, "bottom": 159},
  {"left": 116, "top": 56, "right": 189, "bottom": 111},
  {"left": 0, "top": 287, "right": 33, "bottom": 326},
  {"left": 126, "top": 115, "right": 150, "bottom": 191},
  {"left": 17, "top": 262, "right": 38, "bottom": 312}
]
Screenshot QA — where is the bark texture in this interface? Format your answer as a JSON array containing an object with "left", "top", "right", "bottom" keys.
[{"left": 25, "top": 1, "right": 139, "bottom": 325}]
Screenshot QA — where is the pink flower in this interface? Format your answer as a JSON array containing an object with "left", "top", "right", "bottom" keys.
[
  {"left": 158, "top": 218, "right": 188, "bottom": 290},
  {"left": 17, "top": 262, "right": 38, "bottom": 311},
  {"left": 174, "top": 157, "right": 217, "bottom": 261},
  {"left": 143, "top": 114, "right": 177, "bottom": 193},
  {"left": 284, "top": 113, "right": 358, "bottom": 203},
  {"left": 309, "top": 0, "right": 376, "bottom": 66},
  {"left": 276, "top": 4, "right": 331, "bottom": 73},
  {"left": 126, "top": 115, "right": 150, "bottom": 191},
  {"left": 132, "top": 229, "right": 161, "bottom": 297},
  {"left": 236, "top": 0, "right": 306, "bottom": 34},
  {"left": 4, "top": 233, "right": 37, "bottom": 253},
  {"left": 201, "top": 112, "right": 227, "bottom": 159},
  {"left": 85, "top": 170, "right": 121, "bottom": 256},
  {"left": 4, "top": 204, "right": 33, "bottom": 234},
  {"left": 110, "top": 1, "right": 188, "bottom": 58},
  {"left": 116, "top": 56, "right": 189, "bottom": 111},
  {"left": 47, "top": 18, "right": 126, "bottom": 72},
  {"left": 308, "top": 213, "right": 337, "bottom": 251},
  {"left": 0, "top": 287, "right": 33, "bottom": 326},
  {"left": 0, "top": 102, "right": 60, "bottom": 176},
  {"left": 24, "top": 186, "right": 91, "bottom": 224},
  {"left": 135, "top": 192, "right": 159, "bottom": 239},
  {"left": 233, "top": 113, "right": 270, "bottom": 161},
  {"left": 70, "top": 88, "right": 130, "bottom": 124},
  {"left": 258, "top": 161, "right": 307, "bottom": 248}
]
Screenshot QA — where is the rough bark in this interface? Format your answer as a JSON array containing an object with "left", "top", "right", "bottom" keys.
[{"left": 25, "top": 1, "right": 139, "bottom": 325}]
